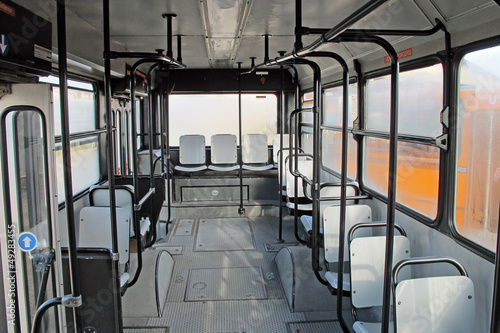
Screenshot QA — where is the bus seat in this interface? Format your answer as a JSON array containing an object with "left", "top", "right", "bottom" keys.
[
  {"left": 272, "top": 134, "right": 293, "bottom": 166},
  {"left": 394, "top": 259, "right": 475, "bottom": 333},
  {"left": 285, "top": 157, "right": 313, "bottom": 211},
  {"left": 241, "top": 134, "right": 273, "bottom": 171},
  {"left": 208, "top": 134, "right": 240, "bottom": 171},
  {"left": 322, "top": 205, "right": 372, "bottom": 292},
  {"left": 174, "top": 134, "right": 207, "bottom": 172},
  {"left": 89, "top": 185, "right": 151, "bottom": 238},
  {"left": 137, "top": 149, "right": 162, "bottom": 175},
  {"left": 350, "top": 232, "right": 411, "bottom": 333},
  {"left": 78, "top": 206, "right": 130, "bottom": 289}
]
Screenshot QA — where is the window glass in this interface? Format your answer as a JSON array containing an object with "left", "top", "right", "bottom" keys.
[
  {"left": 169, "top": 94, "right": 277, "bottom": 146},
  {"left": 366, "top": 64, "right": 443, "bottom": 137},
  {"left": 364, "top": 137, "right": 439, "bottom": 219},
  {"left": 52, "top": 87, "right": 96, "bottom": 135},
  {"left": 321, "top": 130, "right": 357, "bottom": 179},
  {"left": 55, "top": 137, "right": 100, "bottom": 203},
  {"left": 455, "top": 45, "right": 500, "bottom": 251},
  {"left": 323, "top": 83, "right": 358, "bottom": 127},
  {"left": 302, "top": 92, "right": 314, "bottom": 124}
]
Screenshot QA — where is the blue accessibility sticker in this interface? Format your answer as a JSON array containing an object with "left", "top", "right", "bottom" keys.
[
  {"left": 18, "top": 232, "right": 37, "bottom": 252},
  {"left": 0, "top": 34, "right": 9, "bottom": 56}
]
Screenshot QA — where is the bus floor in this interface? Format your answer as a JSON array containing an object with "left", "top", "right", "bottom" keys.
[{"left": 122, "top": 214, "right": 346, "bottom": 333}]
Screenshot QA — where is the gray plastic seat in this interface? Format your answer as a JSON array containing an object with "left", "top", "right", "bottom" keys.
[
  {"left": 241, "top": 134, "right": 273, "bottom": 171},
  {"left": 208, "top": 134, "right": 239, "bottom": 171},
  {"left": 174, "top": 134, "right": 207, "bottom": 172}
]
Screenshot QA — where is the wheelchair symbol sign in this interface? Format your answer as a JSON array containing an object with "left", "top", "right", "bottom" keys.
[{"left": 18, "top": 232, "right": 37, "bottom": 252}]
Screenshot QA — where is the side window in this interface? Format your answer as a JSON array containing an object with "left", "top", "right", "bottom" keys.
[
  {"left": 455, "top": 45, "right": 500, "bottom": 252},
  {"left": 42, "top": 77, "right": 100, "bottom": 203},
  {"left": 321, "top": 83, "right": 358, "bottom": 179},
  {"left": 363, "top": 64, "right": 444, "bottom": 219}
]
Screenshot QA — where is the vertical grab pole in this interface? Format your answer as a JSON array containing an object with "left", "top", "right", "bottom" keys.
[
  {"left": 379, "top": 39, "right": 399, "bottom": 333},
  {"left": 103, "top": 0, "right": 122, "bottom": 330},
  {"left": 58, "top": 0, "right": 83, "bottom": 328},
  {"left": 331, "top": 34, "right": 399, "bottom": 332},
  {"left": 165, "top": 78, "right": 172, "bottom": 229},
  {"left": 238, "top": 62, "right": 245, "bottom": 215},
  {"left": 490, "top": 204, "right": 500, "bottom": 332},
  {"left": 308, "top": 60, "right": 323, "bottom": 277},
  {"left": 278, "top": 50, "right": 286, "bottom": 242},
  {"left": 145, "top": 64, "right": 162, "bottom": 247},
  {"left": 307, "top": 51, "right": 351, "bottom": 331}
]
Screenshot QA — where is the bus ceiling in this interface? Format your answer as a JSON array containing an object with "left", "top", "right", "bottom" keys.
[{"left": 1, "top": 0, "right": 500, "bottom": 81}]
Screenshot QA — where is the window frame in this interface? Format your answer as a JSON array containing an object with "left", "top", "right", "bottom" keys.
[
  {"left": 319, "top": 79, "right": 359, "bottom": 181},
  {"left": 448, "top": 37, "right": 500, "bottom": 259},
  {"left": 42, "top": 75, "right": 103, "bottom": 208},
  {"left": 359, "top": 56, "right": 445, "bottom": 224}
]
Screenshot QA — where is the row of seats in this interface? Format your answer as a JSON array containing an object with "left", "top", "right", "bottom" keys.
[
  {"left": 174, "top": 133, "right": 277, "bottom": 173},
  {"left": 278, "top": 135, "right": 475, "bottom": 332}
]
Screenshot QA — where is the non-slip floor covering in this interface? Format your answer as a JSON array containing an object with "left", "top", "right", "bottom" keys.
[
  {"left": 194, "top": 217, "right": 256, "bottom": 251},
  {"left": 286, "top": 320, "right": 344, "bottom": 333},
  {"left": 185, "top": 266, "right": 267, "bottom": 301}
]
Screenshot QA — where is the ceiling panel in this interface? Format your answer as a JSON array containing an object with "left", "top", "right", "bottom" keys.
[{"left": 430, "top": 0, "right": 492, "bottom": 21}]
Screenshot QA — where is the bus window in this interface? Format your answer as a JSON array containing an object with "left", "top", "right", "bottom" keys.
[
  {"left": 50, "top": 80, "right": 100, "bottom": 203},
  {"left": 169, "top": 94, "right": 277, "bottom": 146},
  {"left": 366, "top": 64, "right": 443, "bottom": 137},
  {"left": 455, "top": 45, "right": 500, "bottom": 252},
  {"left": 363, "top": 64, "right": 443, "bottom": 219},
  {"left": 322, "top": 83, "right": 358, "bottom": 179}
]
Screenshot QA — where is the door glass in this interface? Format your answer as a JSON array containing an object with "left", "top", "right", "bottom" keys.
[{"left": 2, "top": 109, "right": 55, "bottom": 332}]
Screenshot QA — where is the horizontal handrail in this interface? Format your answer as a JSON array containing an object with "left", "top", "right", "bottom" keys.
[
  {"left": 393, "top": 256, "right": 468, "bottom": 286},
  {"left": 134, "top": 187, "right": 155, "bottom": 211},
  {"left": 348, "top": 222, "right": 407, "bottom": 243}
]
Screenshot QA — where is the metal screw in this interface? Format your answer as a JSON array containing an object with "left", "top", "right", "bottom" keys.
[
  {"left": 398, "top": 301, "right": 401, "bottom": 305},
  {"left": 468, "top": 295, "right": 472, "bottom": 299}
]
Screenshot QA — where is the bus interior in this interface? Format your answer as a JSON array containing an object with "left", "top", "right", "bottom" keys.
[{"left": 0, "top": 0, "right": 500, "bottom": 332}]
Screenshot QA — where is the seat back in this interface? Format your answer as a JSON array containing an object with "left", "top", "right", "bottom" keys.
[
  {"left": 324, "top": 205, "right": 372, "bottom": 263},
  {"left": 90, "top": 185, "right": 135, "bottom": 235},
  {"left": 242, "top": 134, "right": 269, "bottom": 164},
  {"left": 395, "top": 275, "right": 475, "bottom": 332},
  {"left": 350, "top": 235, "right": 410, "bottom": 308},
  {"left": 179, "top": 134, "right": 206, "bottom": 165},
  {"left": 79, "top": 207, "right": 130, "bottom": 267},
  {"left": 272, "top": 134, "right": 292, "bottom": 164},
  {"left": 211, "top": 134, "right": 237, "bottom": 164},
  {"left": 285, "top": 158, "right": 313, "bottom": 198}
]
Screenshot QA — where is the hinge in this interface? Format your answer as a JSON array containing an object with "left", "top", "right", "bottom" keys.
[
  {"left": 435, "top": 134, "right": 448, "bottom": 150},
  {"left": 440, "top": 106, "right": 449, "bottom": 129},
  {"left": 353, "top": 117, "right": 360, "bottom": 131}
]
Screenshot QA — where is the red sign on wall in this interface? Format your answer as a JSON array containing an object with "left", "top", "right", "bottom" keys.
[
  {"left": 0, "top": 1, "right": 15, "bottom": 17},
  {"left": 384, "top": 48, "right": 413, "bottom": 63}
]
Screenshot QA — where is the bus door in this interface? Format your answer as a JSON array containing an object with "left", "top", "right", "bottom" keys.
[{"left": 0, "top": 84, "right": 62, "bottom": 333}]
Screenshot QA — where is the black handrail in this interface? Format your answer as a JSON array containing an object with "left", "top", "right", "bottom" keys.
[
  {"left": 392, "top": 256, "right": 468, "bottom": 286},
  {"left": 243, "top": 0, "right": 390, "bottom": 73},
  {"left": 144, "top": 63, "right": 163, "bottom": 248},
  {"left": 102, "top": 3, "right": 124, "bottom": 331},
  {"left": 334, "top": 34, "right": 399, "bottom": 333},
  {"left": 31, "top": 297, "right": 63, "bottom": 333},
  {"left": 491, "top": 204, "right": 500, "bottom": 333},
  {"left": 238, "top": 62, "right": 245, "bottom": 215},
  {"left": 56, "top": 3, "right": 84, "bottom": 331}
]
